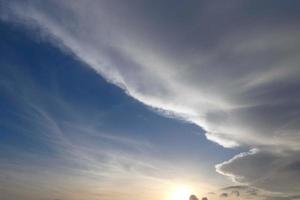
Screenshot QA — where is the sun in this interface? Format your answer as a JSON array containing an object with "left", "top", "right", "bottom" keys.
[{"left": 169, "top": 185, "right": 193, "bottom": 200}]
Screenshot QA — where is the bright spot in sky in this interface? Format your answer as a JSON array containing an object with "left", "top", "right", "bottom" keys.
[{"left": 169, "top": 185, "right": 193, "bottom": 200}]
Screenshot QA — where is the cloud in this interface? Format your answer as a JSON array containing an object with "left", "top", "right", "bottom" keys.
[
  {"left": 216, "top": 149, "right": 300, "bottom": 193},
  {"left": 220, "top": 193, "right": 228, "bottom": 198},
  {"left": 217, "top": 185, "right": 300, "bottom": 200},
  {"left": 190, "top": 194, "right": 199, "bottom": 200},
  {"left": 2, "top": 0, "right": 300, "bottom": 194},
  {"left": 221, "top": 185, "right": 249, "bottom": 191},
  {"left": 219, "top": 185, "right": 258, "bottom": 196}
]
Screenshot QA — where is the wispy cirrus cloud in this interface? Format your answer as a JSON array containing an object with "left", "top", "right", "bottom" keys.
[{"left": 0, "top": 63, "right": 203, "bottom": 200}]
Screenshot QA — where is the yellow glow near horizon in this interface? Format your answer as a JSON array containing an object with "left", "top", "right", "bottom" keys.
[{"left": 169, "top": 185, "right": 193, "bottom": 200}]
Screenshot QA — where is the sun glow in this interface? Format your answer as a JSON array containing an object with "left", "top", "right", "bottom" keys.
[{"left": 169, "top": 185, "right": 193, "bottom": 200}]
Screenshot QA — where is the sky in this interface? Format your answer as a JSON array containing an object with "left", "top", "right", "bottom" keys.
[{"left": 0, "top": 1, "right": 300, "bottom": 200}]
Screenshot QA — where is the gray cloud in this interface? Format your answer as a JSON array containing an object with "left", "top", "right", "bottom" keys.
[
  {"left": 220, "top": 193, "right": 228, "bottom": 198},
  {"left": 220, "top": 185, "right": 258, "bottom": 195},
  {"left": 216, "top": 149, "right": 300, "bottom": 193},
  {"left": 190, "top": 194, "right": 199, "bottom": 200},
  {"left": 221, "top": 185, "right": 249, "bottom": 191},
  {"left": 217, "top": 185, "right": 300, "bottom": 200},
  {"left": 2, "top": 0, "right": 300, "bottom": 194}
]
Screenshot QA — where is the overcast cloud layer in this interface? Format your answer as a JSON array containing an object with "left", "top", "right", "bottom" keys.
[{"left": 2, "top": 0, "right": 300, "bottom": 195}]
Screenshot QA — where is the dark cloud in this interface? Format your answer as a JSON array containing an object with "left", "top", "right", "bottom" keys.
[
  {"left": 202, "top": 197, "right": 208, "bottom": 200},
  {"left": 220, "top": 193, "right": 228, "bottom": 198},
  {"left": 221, "top": 185, "right": 249, "bottom": 191},
  {"left": 218, "top": 185, "right": 260, "bottom": 199},
  {"left": 190, "top": 194, "right": 199, "bottom": 200},
  {"left": 219, "top": 185, "right": 300, "bottom": 200}
]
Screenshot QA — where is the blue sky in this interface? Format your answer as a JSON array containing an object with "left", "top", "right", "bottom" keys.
[
  {"left": 0, "top": 21, "right": 238, "bottom": 200},
  {"left": 1, "top": 1, "right": 300, "bottom": 200}
]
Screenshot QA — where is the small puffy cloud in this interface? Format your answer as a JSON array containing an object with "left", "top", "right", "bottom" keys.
[{"left": 190, "top": 194, "right": 199, "bottom": 200}]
